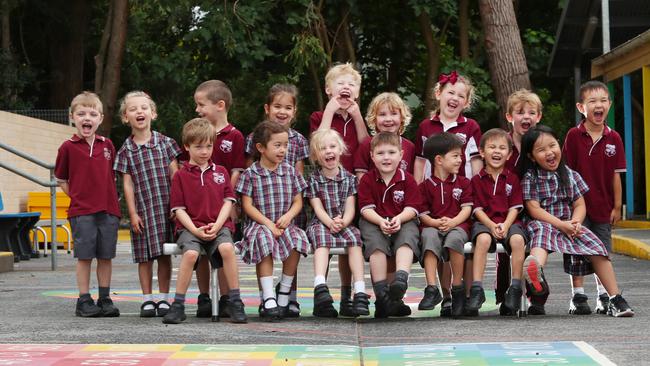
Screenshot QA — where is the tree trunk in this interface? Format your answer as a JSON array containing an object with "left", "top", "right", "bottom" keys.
[
  {"left": 340, "top": 3, "right": 356, "bottom": 64},
  {"left": 459, "top": 0, "right": 470, "bottom": 60},
  {"left": 309, "top": 62, "right": 324, "bottom": 111},
  {"left": 418, "top": 12, "right": 441, "bottom": 114},
  {"left": 95, "top": 0, "right": 128, "bottom": 137},
  {"left": 1, "top": 0, "right": 10, "bottom": 52},
  {"left": 479, "top": 0, "right": 531, "bottom": 128}
]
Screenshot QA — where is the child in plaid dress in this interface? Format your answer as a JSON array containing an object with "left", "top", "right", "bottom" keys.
[
  {"left": 520, "top": 125, "right": 633, "bottom": 317},
  {"left": 306, "top": 129, "right": 369, "bottom": 318},
  {"left": 114, "top": 91, "right": 182, "bottom": 317},
  {"left": 236, "top": 121, "right": 310, "bottom": 321}
]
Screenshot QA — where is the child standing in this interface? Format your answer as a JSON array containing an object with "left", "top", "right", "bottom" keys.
[
  {"left": 164, "top": 118, "right": 247, "bottom": 324},
  {"left": 417, "top": 133, "right": 473, "bottom": 318},
  {"left": 55, "top": 91, "right": 121, "bottom": 317},
  {"left": 358, "top": 132, "right": 421, "bottom": 318},
  {"left": 114, "top": 91, "right": 182, "bottom": 317},
  {"left": 306, "top": 129, "right": 370, "bottom": 317},
  {"left": 563, "top": 81, "right": 625, "bottom": 315},
  {"left": 467, "top": 128, "right": 527, "bottom": 315},
  {"left": 236, "top": 121, "right": 310, "bottom": 321},
  {"left": 520, "top": 125, "right": 633, "bottom": 317}
]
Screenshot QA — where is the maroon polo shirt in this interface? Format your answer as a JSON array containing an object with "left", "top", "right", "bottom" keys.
[
  {"left": 310, "top": 111, "right": 365, "bottom": 173},
  {"left": 170, "top": 161, "right": 236, "bottom": 233},
  {"left": 563, "top": 122, "right": 626, "bottom": 223},
  {"left": 353, "top": 136, "right": 416, "bottom": 174},
  {"left": 178, "top": 123, "right": 246, "bottom": 175},
  {"left": 419, "top": 174, "right": 473, "bottom": 234},
  {"left": 505, "top": 132, "right": 523, "bottom": 179},
  {"left": 358, "top": 168, "right": 422, "bottom": 218},
  {"left": 471, "top": 168, "right": 523, "bottom": 225},
  {"left": 414, "top": 114, "right": 482, "bottom": 177},
  {"left": 55, "top": 134, "right": 121, "bottom": 219}
]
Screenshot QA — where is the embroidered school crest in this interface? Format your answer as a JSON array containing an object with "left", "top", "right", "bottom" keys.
[
  {"left": 455, "top": 133, "right": 467, "bottom": 144},
  {"left": 393, "top": 190, "right": 405, "bottom": 204},
  {"left": 213, "top": 172, "right": 225, "bottom": 184},
  {"left": 605, "top": 144, "right": 616, "bottom": 157},
  {"left": 220, "top": 139, "right": 233, "bottom": 153},
  {"left": 505, "top": 183, "right": 512, "bottom": 197},
  {"left": 103, "top": 147, "right": 111, "bottom": 160},
  {"left": 400, "top": 160, "right": 408, "bottom": 171},
  {"left": 452, "top": 188, "right": 462, "bottom": 201}
]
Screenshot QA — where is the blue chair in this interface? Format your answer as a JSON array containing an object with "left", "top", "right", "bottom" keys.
[{"left": 0, "top": 192, "right": 41, "bottom": 261}]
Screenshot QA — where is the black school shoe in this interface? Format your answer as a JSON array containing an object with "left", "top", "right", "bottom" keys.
[
  {"left": 451, "top": 286, "right": 466, "bottom": 318},
  {"left": 218, "top": 295, "right": 230, "bottom": 318},
  {"left": 196, "top": 293, "right": 212, "bottom": 318},
  {"left": 228, "top": 298, "right": 248, "bottom": 323},
  {"left": 75, "top": 297, "right": 102, "bottom": 317},
  {"left": 339, "top": 297, "right": 356, "bottom": 317},
  {"left": 313, "top": 284, "right": 338, "bottom": 318},
  {"left": 140, "top": 301, "right": 157, "bottom": 318},
  {"left": 595, "top": 293, "right": 609, "bottom": 314},
  {"left": 503, "top": 286, "right": 523, "bottom": 314},
  {"left": 162, "top": 302, "right": 187, "bottom": 324},
  {"left": 156, "top": 300, "right": 171, "bottom": 317},
  {"left": 418, "top": 285, "right": 443, "bottom": 311},
  {"left": 440, "top": 297, "right": 452, "bottom": 317},
  {"left": 568, "top": 293, "right": 592, "bottom": 315},
  {"left": 465, "top": 285, "right": 486, "bottom": 313},
  {"left": 352, "top": 292, "right": 370, "bottom": 316},
  {"left": 97, "top": 297, "right": 120, "bottom": 317},
  {"left": 259, "top": 297, "right": 282, "bottom": 322},
  {"left": 388, "top": 272, "right": 409, "bottom": 301}
]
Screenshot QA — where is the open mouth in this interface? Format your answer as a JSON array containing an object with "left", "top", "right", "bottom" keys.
[
  {"left": 81, "top": 122, "right": 93, "bottom": 133},
  {"left": 594, "top": 111, "right": 605, "bottom": 121},
  {"left": 491, "top": 155, "right": 503, "bottom": 161},
  {"left": 521, "top": 121, "right": 531, "bottom": 130},
  {"left": 136, "top": 116, "right": 146, "bottom": 122},
  {"left": 324, "top": 155, "right": 336, "bottom": 163},
  {"left": 340, "top": 91, "right": 351, "bottom": 99}
]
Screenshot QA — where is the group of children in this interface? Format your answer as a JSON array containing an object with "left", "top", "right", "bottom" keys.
[{"left": 54, "top": 63, "right": 635, "bottom": 325}]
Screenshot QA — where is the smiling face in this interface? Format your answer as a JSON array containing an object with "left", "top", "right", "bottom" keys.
[
  {"left": 530, "top": 132, "right": 562, "bottom": 172},
  {"left": 316, "top": 135, "right": 343, "bottom": 171},
  {"left": 71, "top": 106, "right": 103, "bottom": 141},
  {"left": 326, "top": 73, "right": 360, "bottom": 110},
  {"left": 577, "top": 87, "right": 611, "bottom": 128},
  {"left": 375, "top": 103, "right": 402, "bottom": 134},
  {"left": 371, "top": 142, "right": 403, "bottom": 176},
  {"left": 257, "top": 132, "right": 289, "bottom": 166},
  {"left": 264, "top": 92, "right": 296, "bottom": 127},
  {"left": 437, "top": 147, "right": 463, "bottom": 176},
  {"left": 480, "top": 136, "right": 512, "bottom": 171},
  {"left": 435, "top": 82, "right": 470, "bottom": 121},
  {"left": 122, "top": 96, "right": 156, "bottom": 132},
  {"left": 507, "top": 102, "right": 541, "bottom": 137},
  {"left": 194, "top": 91, "right": 223, "bottom": 124}
]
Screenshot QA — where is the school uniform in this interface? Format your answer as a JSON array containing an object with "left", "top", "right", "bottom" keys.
[
  {"left": 310, "top": 111, "right": 364, "bottom": 173},
  {"left": 505, "top": 132, "right": 523, "bottom": 179},
  {"left": 305, "top": 168, "right": 362, "bottom": 249},
  {"left": 414, "top": 114, "right": 482, "bottom": 178},
  {"left": 236, "top": 162, "right": 310, "bottom": 264},
  {"left": 114, "top": 131, "right": 182, "bottom": 263},
  {"left": 353, "top": 136, "right": 416, "bottom": 175},
  {"left": 178, "top": 123, "right": 246, "bottom": 177},
  {"left": 245, "top": 128, "right": 309, "bottom": 167},
  {"left": 419, "top": 174, "right": 473, "bottom": 263},
  {"left": 55, "top": 134, "right": 120, "bottom": 259},
  {"left": 357, "top": 168, "right": 421, "bottom": 260}
]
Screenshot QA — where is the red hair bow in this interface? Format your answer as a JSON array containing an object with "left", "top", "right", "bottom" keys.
[{"left": 438, "top": 71, "right": 458, "bottom": 86}]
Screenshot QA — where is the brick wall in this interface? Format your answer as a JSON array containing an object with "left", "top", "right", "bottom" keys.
[{"left": 0, "top": 111, "right": 76, "bottom": 212}]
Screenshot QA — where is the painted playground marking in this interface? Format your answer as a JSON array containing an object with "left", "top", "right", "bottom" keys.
[{"left": 0, "top": 342, "right": 614, "bottom": 365}]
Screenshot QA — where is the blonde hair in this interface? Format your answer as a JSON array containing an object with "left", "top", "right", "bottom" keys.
[
  {"left": 309, "top": 129, "right": 347, "bottom": 166},
  {"left": 370, "top": 131, "right": 401, "bottom": 152},
  {"left": 365, "top": 92, "right": 412, "bottom": 135},
  {"left": 431, "top": 73, "right": 477, "bottom": 115},
  {"left": 325, "top": 63, "right": 362, "bottom": 89},
  {"left": 119, "top": 91, "right": 157, "bottom": 125},
  {"left": 506, "top": 89, "right": 542, "bottom": 115},
  {"left": 195, "top": 80, "right": 232, "bottom": 110},
  {"left": 182, "top": 118, "right": 215, "bottom": 146},
  {"left": 69, "top": 91, "right": 103, "bottom": 115}
]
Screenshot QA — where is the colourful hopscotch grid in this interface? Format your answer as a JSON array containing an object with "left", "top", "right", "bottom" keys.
[{"left": 0, "top": 342, "right": 613, "bottom": 366}]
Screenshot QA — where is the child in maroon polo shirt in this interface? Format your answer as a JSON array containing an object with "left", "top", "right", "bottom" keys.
[
  {"left": 163, "top": 118, "right": 247, "bottom": 324},
  {"left": 563, "top": 80, "right": 626, "bottom": 315},
  {"left": 467, "top": 128, "right": 526, "bottom": 316},
  {"left": 417, "top": 133, "right": 473, "bottom": 318},
  {"left": 55, "top": 91, "right": 121, "bottom": 318},
  {"left": 358, "top": 132, "right": 422, "bottom": 318}
]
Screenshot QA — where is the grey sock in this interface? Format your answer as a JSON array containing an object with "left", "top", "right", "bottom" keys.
[
  {"left": 174, "top": 293, "right": 186, "bottom": 304},
  {"left": 98, "top": 287, "right": 110, "bottom": 299},
  {"left": 228, "top": 289, "right": 241, "bottom": 302}
]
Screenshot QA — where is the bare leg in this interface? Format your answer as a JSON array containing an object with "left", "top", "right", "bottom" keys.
[
  {"left": 138, "top": 261, "right": 154, "bottom": 295},
  {"left": 96, "top": 259, "right": 112, "bottom": 288},
  {"left": 76, "top": 259, "right": 92, "bottom": 294},
  {"left": 423, "top": 251, "right": 439, "bottom": 286},
  {"left": 157, "top": 255, "right": 172, "bottom": 294}
]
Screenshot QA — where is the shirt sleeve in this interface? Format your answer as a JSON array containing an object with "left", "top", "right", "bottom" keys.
[
  {"left": 357, "top": 174, "right": 375, "bottom": 212},
  {"left": 165, "top": 135, "right": 183, "bottom": 161},
  {"left": 347, "top": 174, "right": 358, "bottom": 197},
  {"left": 459, "top": 177, "right": 473, "bottom": 206},
  {"left": 470, "top": 176, "right": 486, "bottom": 214},
  {"left": 235, "top": 169, "right": 253, "bottom": 197},
  {"left": 54, "top": 142, "right": 69, "bottom": 182},
  {"left": 113, "top": 145, "right": 129, "bottom": 174},
  {"left": 169, "top": 172, "right": 185, "bottom": 213},
  {"left": 508, "top": 174, "right": 524, "bottom": 210},
  {"left": 304, "top": 175, "right": 317, "bottom": 199},
  {"left": 614, "top": 132, "right": 626, "bottom": 172},
  {"left": 563, "top": 128, "right": 578, "bottom": 169},
  {"left": 296, "top": 133, "right": 310, "bottom": 161},
  {"left": 220, "top": 167, "right": 236, "bottom": 201},
  {"left": 569, "top": 168, "right": 589, "bottom": 202},
  {"left": 414, "top": 122, "right": 426, "bottom": 157},
  {"left": 467, "top": 120, "right": 482, "bottom": 158},
  {"left": 353, "top": 139, "right": 371, "bottom": 172},
  {"left": 418, "top": 182, "right": 432, "bottom": 216},
  {"left": 230, "top": 130, "right": 247, "bottom": 172},
  {"left": 309, "top": 111, "right": 323, "bottom": 133},
  {"left": 522, "top": 172, "right": 538, "bottom": 201},
  {"left": 293, "top": 168, "right": 308, "bottom": 195},
  {"left": 403, "top": 174, "right": 423, "bottom": 214}
]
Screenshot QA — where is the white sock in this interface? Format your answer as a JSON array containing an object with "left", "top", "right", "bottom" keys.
[
  {"left": 142, "top": 294, "right": 155, "bottom": 310},
  {"left": 596, "top": 276, "right": 607, "bottom": 296},
  {"left": 354, "top": 281, "right": 366, "bottom": 294},
  {"left": 314, "top": 275, "right": 326, "bottom": 287},
  {"left": 278, "top": 274, "right": 294, "bottom": 307},
  {"left": 260, "top": 276, "right": 276, "bottom": 307},
  {"left": 158, "top": 293, "right": 170, "bottom": 308},
  {"left": 572, "top": 287, "right": 585, "bottom": 295}
]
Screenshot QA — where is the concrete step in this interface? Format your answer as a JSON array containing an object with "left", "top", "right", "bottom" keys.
[{"left": 0, "top": 251, "right": 14, "bottom": 272}]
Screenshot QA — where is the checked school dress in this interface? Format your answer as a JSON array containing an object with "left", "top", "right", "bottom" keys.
[
  {"left": 236, "top": 161, "right": 311, "bottom": 264},
  {"left": 522, "top": 167, "right": 608, "bottom": 275},
  {"left": 305, "top": 168, "right": 362, "bottom": 249},
  {"left": 114, "top": 131, "right": 182, "bottom": 263}
]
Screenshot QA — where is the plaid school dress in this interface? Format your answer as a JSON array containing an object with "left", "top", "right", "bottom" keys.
[
  {"left": 305, "top": 168, "right": 362, "bottom": 249},
  {"left": 522, "top": 167, "right": 608, "bottom": 267},
  {"left": 114, "top": 131, "right": 182, "bottom": 263},
  {"left": 236, "top": 161, "right": 310, "bottom": 264}
]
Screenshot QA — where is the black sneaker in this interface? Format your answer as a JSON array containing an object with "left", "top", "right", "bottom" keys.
[
  {"left": 218, "top": 295, "right": 230, "bottom": 318},
  {"left": 499, "top": 302, "right": 515, "bottom": 316},
  {"left": 524, "top": 255, "right": 549, "bottom": 297},
  {"left": 313, "top": 284, "right": 338, "bottom": 318},
  {"left": 156, "top": 300, "right": 171, "bottom": 317},
  {"left": 466, "top": 285, "right": 485, "bottom": 313},
  {"left": 528, "top": 302, "right": 546, "bottom": 315},
  {"left": 75, "top": 297, "right": 102, "bottom": 317},
  {"left": 229, "top": 298, "right": 248, "bottom": 323},
  {"left": 608, "top": 294, "right": 634, "bottom": 317},
  {"left": 374, "top": 287, "right": 390, "bottom": 319},
  {"left": 418, "top": 285, "right": 443, "bottom": 310},
  {"left": 389, "top": 274, "right": 408, "bottom": 301},
  {"left": 440, "top": 297, "right": 452, "bottom": 318},
  {"left": 97, "top": 297, "right": 120, "bottom": 317},
  {"left": 162, "top": 301, "right": 187, "bottom": 324},
  {"left": 140, "top": 300, "right": 157, "bottom": 318},
  {"left": 595, "top": 293, "right": 609, "bottom": 314},
  {"left": 568, "top": 293, "right": 592, "bottom": 315},
  {"left": 339, "top": 297, "right": 356, "bottom": 317},
  {"left": 451, "top": 286, "right": 466, "bottom": 318},
  {"left": 196, "top": 293, "right": 212, "bottom": 318},
  {"left": 352, "top": 292, "right": 370, "bottom": 316},
  {"left": 503, "top": 286, "right": 523, "bottom": 314},
  {"left": 392, "top": 299, "right": 412, "bottom": 317}
]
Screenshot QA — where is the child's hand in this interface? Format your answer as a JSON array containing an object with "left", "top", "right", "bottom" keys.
[
  {"left": 439, "top": 217, "right": 455, "bottom": 232},
  {"left": 346, "top": 100, "right": 362, "bottom": 119},
  {"left": 130, "top": 213, "right": 144, "bottom": 235},
  {"left": 266, "top": 222, "right": 284, "bottom": 238},
  {"left": 570, "top": 219, "right": 582, "bottom": 237},
  {"left": 275, "top": 215, "right": 291, "bottom": 230},
  {"left": 380, "top": 218, "right": 393, "bottom": 235},
  {"left": 493, "top": 223, "right": 507, "bottom": 239},
  {"left": 195, "top": 225, "right": 216, "bottom": 241},
  {"left": 324, "top": 97, "right": 342, "bottom": 115},
  {"left": 610, "top": 208, "right": 621, "bottom": 225},
  {"left": 558, "top": 220, "right": 577, "bottom": 240},
  {"left": 329, "top": 215, "right": 344, "bottom": 234},
  {"left": 388, "top": 216, "right": 402, "bottom": 233}
]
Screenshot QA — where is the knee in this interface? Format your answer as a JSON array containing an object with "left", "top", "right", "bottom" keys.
[
  {"left": 219, "top": 243, "right": 235, "bottom": 259},
  {"left": 183, "top": 250, "right": 200, "bottom": 262}
]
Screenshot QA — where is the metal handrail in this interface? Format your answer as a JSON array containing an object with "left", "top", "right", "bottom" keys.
[{"left": 0, "top": 141, "right": 59, "bottom": 270}]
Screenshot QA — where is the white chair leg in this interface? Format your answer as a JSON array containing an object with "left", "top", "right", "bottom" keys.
[{"left": 211, "top": 266, "right": 219, "bottom": 322}]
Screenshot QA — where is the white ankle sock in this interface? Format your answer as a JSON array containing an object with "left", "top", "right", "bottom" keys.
[
  {"left": 260, "top": 276, "right": 276, "bottom": 307},
  {"left": 142, "top": 294, "right": 155, "bottom": 310},
  {"left": 354, "top": 281, "right": 366, "bottom": 294},
  {"left": 572, "top": 287, "right": 585, "bottom": 295},
  {"left": 278, "top": 274, "right": 294, "bottom": 307},
  {"left": 314, "top": 275, "right": 326, "bottom": 287}
]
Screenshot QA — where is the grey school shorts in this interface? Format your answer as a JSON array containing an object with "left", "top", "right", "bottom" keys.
[
  {"left": 420, "top": 227, "right": 467, "bottom": 264},
  {"left": 359, "top": 218, "right": 420, "bottom": 261},
  {"left": 177, "top": 227, "right": 233, "bottom": 269},
  {"left": 471, "top": 222, "right": 528, "bottom": 255},
  {"left": 583, "top": 218, "right": 612, "bottom": 253},
  {"left": 70, "top": 212, "right": 119, "bottom": 260},
  {"left": 562, "top": 218, "right": 612, "bottom": 277}
]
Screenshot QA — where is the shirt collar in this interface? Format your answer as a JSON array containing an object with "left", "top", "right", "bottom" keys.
[
  {"left": 430, "top": 113, "right": 467, "bottom": 124},
  {"left": 314, "top": 167, "right": 346, "bottom": 183},
  {"left": 477, "top": 168, "right": 507, "bottom": 180},
  {"left": 371, "top": 168, "right": 406, "bottom": 185},
  {"left": 251, "top": 161, "right": 289, "bottom": 176},
  {"left": 428, "top": 173, "right": 457, "bottom": 185},
  {"left": 70, "top": 134, "right": 105, "bottom": 143},
  {"left": 217, "top": 124, "right": 234, "bottom": 136},
  {"left": 183, "top": 160, "right": 216, "bottom": 173},
  {"left": 577, "top": 120, "right": 611, "bottom": 136},
  {"left": 125, "top": 131, "right": 159, "bottom": 151},
  {"left": 536, "top": 168, "right": 557, "bottom": 180}
]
